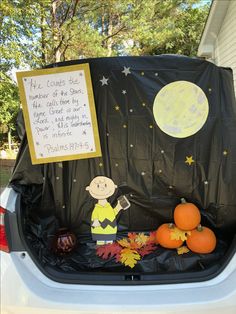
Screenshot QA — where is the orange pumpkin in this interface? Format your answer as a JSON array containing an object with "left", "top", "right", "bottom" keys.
[
  {"left": 156, "top": 223, "right": 183, "bottom": 249},
  {"left": 174, "top": 198, "right": 201, "bottom": 231},
  {"left": 186, "top": 225, "right": 216, "bottom": 254}
]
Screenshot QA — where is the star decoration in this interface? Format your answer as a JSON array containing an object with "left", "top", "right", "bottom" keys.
[
  {"left": 99, "top": 162, "right": 103, "bottom": 167},
  {"left": 100, "top": 76, "right": 109, "bottom": 86},
  {"left": 223, "top": 150, "right": 228, "bottom": 156},
  {"left": 122, "top": 90, "right": 127, "bottom": 95},
  {"left": 185, "top": 156, "right": 195, "bottom": 166},
  {"left": 122, "top": 66, "right": 131, "bottom": 76},
  {"left": 141, "top": 72, "right": 144, "bottom": 76},
  {"left": 115, "top": 105, "right": 120, "bottom": 111}
]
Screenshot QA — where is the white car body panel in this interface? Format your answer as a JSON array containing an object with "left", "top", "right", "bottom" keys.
[
  {"left": 1, "top": 250, "right": 236, "bottom": 314},
  {"left": 0, "top": 187, "right": 18, "bottom": 213}
]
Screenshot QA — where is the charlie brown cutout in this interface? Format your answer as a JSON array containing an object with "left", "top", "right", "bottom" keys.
[{"left": 86, "top": 176, "right": 130, "bottom": 245}]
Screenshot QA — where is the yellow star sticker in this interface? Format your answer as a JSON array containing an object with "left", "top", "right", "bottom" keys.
[
  {"left": 185, "top": 156, "right": 195, "bottom": 166},
  {"left": 115, "top": 105, "right": 120, "bottom": 111}
]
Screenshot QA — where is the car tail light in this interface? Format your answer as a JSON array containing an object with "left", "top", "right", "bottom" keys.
[{"left": 0, "top": 206, "right": 9, "bottom": 253}]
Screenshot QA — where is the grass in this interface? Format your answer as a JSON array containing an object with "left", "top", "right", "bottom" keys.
[
  {"left": 0, "top": 158, "right": 15, "bottom": 190},
  {"left": 0, "top": 143, "right": 18, "bottom": 191},
  {"left": 0, "top": 167, "right": 12, "bottom": 189}
]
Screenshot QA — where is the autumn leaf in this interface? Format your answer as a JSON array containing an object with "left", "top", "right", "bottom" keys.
[
  {"left": 170, "top": 227, "right": 191, "bottom": 242},
  {"left": 177, "top": 246, "right": 190, "bottom": 255},
  {"left": 128, "top": 232, "right": 137, "bottom": 240},
  {"left": 119, "top": 248, "right": 141, "bottom": 268},
  {"left": 135, "top": 233, "right": 149, "bottom": 246},
  {"left": 117, "top": 238, "right": 130, "bottom": 248},
  {"left": 126, "top": 232, "right": 142, "bottom": 249},
  {"left": 97, "top": 232, "right": 159, "bottom": 267},
  {"left": 139, "top": 243, "right": 157, "bottom": 257},
  {"left": 147, "top": 231, "right": 157, "bottom": 244},
  {"left": 96, "top": 243, "right": 122, "bottom": 260},
  {"left": 130, "top": 241, "right": 142, "bottom": 250},
  {"left": 119, "top": 233, "right": 149, "bottom": 250}
]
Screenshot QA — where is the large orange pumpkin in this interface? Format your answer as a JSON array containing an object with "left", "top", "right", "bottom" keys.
[
  {"left": 174, "top": 198, "right": 201, "bottom": 231},
  {"left": 156, "top": 223, "right": 183, "bottom": 249},
  {"left": 186, "top": 225, "right": 216, "bottom": 254}
]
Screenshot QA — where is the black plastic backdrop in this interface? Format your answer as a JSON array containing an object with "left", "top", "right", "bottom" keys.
[{"left": 10, "top": 55, "right": 236, "bottom": 272}]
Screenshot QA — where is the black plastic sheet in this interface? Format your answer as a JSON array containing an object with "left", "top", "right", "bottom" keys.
[
  {"left": 11, "top": 55, "right": 236, "bottom": 273},
  {"left": 24, "top": 213, "right": 228, "bottom": 273}
]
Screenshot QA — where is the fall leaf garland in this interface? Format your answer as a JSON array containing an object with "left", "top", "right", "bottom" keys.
[{"left": 96, "top": 232, "right": 158, "bottom": 268}]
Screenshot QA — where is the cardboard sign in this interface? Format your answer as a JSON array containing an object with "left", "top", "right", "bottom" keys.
[{"left": 17, "top": 64, "right": 102, "bottom": 164}]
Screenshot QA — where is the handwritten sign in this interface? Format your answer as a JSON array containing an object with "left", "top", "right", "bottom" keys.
[{"left": 17, "top": 64, "right": 102, "bottom": 164}]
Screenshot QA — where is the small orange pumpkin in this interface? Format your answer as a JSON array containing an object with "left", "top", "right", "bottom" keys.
[
  {"left": 186, "top": 225, "right": 216, "bottom": 254},
  {"left": 156, "top": 223, "right": 183, "bottom": 249},
  {"left": 174, "top": 198, "right": 201, "bottom": 231}
]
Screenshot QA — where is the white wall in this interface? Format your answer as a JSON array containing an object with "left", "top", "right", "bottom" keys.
[{"left": 214, "top": 0, "right": 236, "bottom": 94}]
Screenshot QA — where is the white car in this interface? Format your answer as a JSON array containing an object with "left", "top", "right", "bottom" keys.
[
  {"left": 1, "top": 187, "right": 236, "bottom": 313},
  {"left": 1, "top": 55, "right": 236, "bottom": 313}
]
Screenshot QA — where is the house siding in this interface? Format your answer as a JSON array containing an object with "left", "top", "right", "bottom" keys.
[{"left": 214, "top": 0, "right": 236, "bottom": 94}]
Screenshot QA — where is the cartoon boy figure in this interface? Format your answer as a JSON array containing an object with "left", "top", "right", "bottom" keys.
[{"left": 86, "top": 176, "right": 130, "bottom": 245}]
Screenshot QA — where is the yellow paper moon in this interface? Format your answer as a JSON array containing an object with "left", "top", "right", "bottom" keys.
[{"left": 153, "top": 81, "right": 209, "bottom": 138}]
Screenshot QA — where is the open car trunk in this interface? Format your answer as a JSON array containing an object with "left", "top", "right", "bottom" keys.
[{"left": 10, "top": 55, "right": 236, "bottom": 284}]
